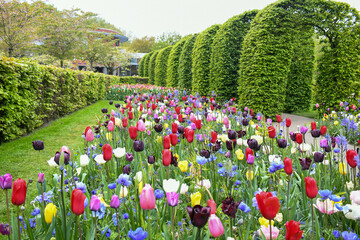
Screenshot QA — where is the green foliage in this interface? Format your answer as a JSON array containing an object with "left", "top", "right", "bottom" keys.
[
  {"left": 148, "top": 51, "right": 160, "bottom": 85},
  {"left": 210, "top": 10, "right": 258, "bottom": 100},
  {"left": 166, "top": 37, "right": 189, "bottom": 87},
  {"left": 154, "top": 46, "right": 172, "bottom": 86},
  {"left": 178, "top": 34, "right": 198, "bottom": 90},
  {"left": 143, "top": 52, "right": 154, "bottom": 77},
  {"left": 138, "top": 54, "right": 146, "bottom": 77},
  {"left": 192, "top": 24, "right": 220, "bottom": 96},
  {"left": 151, "top": 32, "right": 182, "bottom": 51},
  {"left": 128, "top": 36, "right": 155, "bottom": 53},
  {"left": 0, "top": 57, "right": 144, "bottom": 143}
]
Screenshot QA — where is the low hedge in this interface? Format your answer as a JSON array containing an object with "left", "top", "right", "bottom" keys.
[{"left": 0, "top": 57, "right": 147, "bottom": 143}]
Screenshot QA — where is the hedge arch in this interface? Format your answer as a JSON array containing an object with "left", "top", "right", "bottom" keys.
[
  {"left": 166, "top": 37, "right": 189, "bottom": 87},
  {"left": 192, "top": 24, "right": 220, "bottom": 96},
  {"left": 148, "top": 50, "right": 159, "bottom": 85},
  {"left": 138, "top": 54, "right": 146, "bottom": 77},
  {"left": 143, "top": 52, "right": 154, "bottom": 77},
  {"left": 154, "top": 46, "right": 172, "bottom": 86},
  {"left": 178, "top": 34, "right": 198, "bottom": 90},
  {"left": 210, "top": 10, "right": 259, "bottom": 100},
  {"left": 238, "top": 0, "right": 360, "bottom": 116}
]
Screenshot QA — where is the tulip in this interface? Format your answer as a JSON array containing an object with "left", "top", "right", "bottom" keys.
[
  {"left": 71, "top": 189, "right": 86, "bottom": 215},
  {"left": 128, "top": 111, "right": 133, "bottom": 120},
  {"left": 133, "top": 140, "right": 144, "bottom": 152},
  {"left": 178, "top": 160, "right": 188, "bottom": 172},
  {"left": 178, "top": 114, "right": 183, "bottom": 122},
  {"left": 37, "top": 173, "right": 45, "bottom": 183},
  {"left": 211, "top": 131, "right": 218, "bottom": 144},
  {"left": 120, "top": 186, "right": 128, "bottom": 198},
  {"left": 285, "top": 118, "right": 291, "bottom": 127},
  {"left": 258, "top": 225, "right": 280, "bottom": 240},
  {"left": 313, "top": 152, "right": 324, "bottom": 163},
  {"left": 310, "top": 129, "right": 320, "bottom": 138},
  {"left": 126, "top": 152, "right": 134, "bottom": 162},
  {"left": 207, "top": 199, "right": 217, "bottom": 214},
  {"left": 108, "top": 121, "right": 114, "bottom": 131},
  {"left": 0, "top": 223, "right": 10, "bottom": 236},
  {"left": 44, "top": 203, "right": 57, "bottom": 224},
  {"left": 0, "top": 174, "right": 12, "bottom": 190},
  {"left": 221, "top": 196, "right": 240, "bottom": 218},
  {"left": 276, "top": 115, "right": 281, "bottom": 123},
  {"left": 208, "top": 214, "right": 224, "bottom": 237},
  {"left": 190, "top": 113, "right": 196, "bottom": 122},
  {"left": 61, "top": 146, "right": 71, "bottom": 158},
  {"left": 245, "top": 147, "right": 253, "bottom": 160},
  {"left": 305, "top": 177, "right": 318, "bottom": 199},
  {"left": 320, "top": 139, "right": 327, "bottom": 148},
  {"left": 295, "top": 133, "right": 303, "bottom": 144},
  {"left": 339, "top": 162, "right": 347, "bottom": 175},
  {"left": 110, "top": 195, "right": 120, "bottom": 209},
  {"left": 122, "top": 117, "right": 128, "bottom": 128},
  {"left": 162, "top": 149, "right": 171, "bottom": 166},
  {"left": 163, "top": 135, "right": 171, "bottom": 149},
  {"left": 284, "top": 158, "right": 293, "bottom": 175},
  {"left": 103, "top": 144, "right": 112, "bottom": 161},
  {"left": 313, "top": 199, "right": 339, "bottom": 214},
  {"left": 136, "top": 120, "right": 146, "bottom": 132},
  {"left": 320, "top": 125, "right": 327, "bottom": 135},
  {"left": 169, "top": 134, "right": 178, "bottom": 146},
  {"left": 187, "top": 205, "right": 211, "bottom": 228},
  {"left": 185, "top": 129, "right": 194, "bottom": 143},
  {"left": 11, "top": 178, "right": 27, "bottom": 206},
  {"left": 285, "top": 220, "right": 303, "bottom": 240},
  {"left": 228, "top": 130, "right": 237, "bottom": 140},
  {"left": 256, "top": 192, "right": 280, "bottom": 220},
  {"left": 346, "top": 149, "right": 358, "bottom": 168},
  {"left": 89, "top": 195, "right": 101, "bottom": 212},
  {"left": 129, "top": 126, "right": 138, "bottom": 140},
  {"left": 223, "top": 117, "right": 229, "bottom": 125},
  {"left": 86, "top": 129, "right": 94, "bottom": 141},
  {"left": 172, "top": 123, "right": 178, "bottom": 134},
  {"left": 277, "top": 139, "right": 287, "bottom": 148},
  {"left": 166, "top": 192, "right": 179, "bottom": 207},
  {"left": 268, "top": 126, "right": 276, "bottom": 138},
  {"left": 32, "top": 140, "right": 44, "bottom": 151},
  {"left": 140, "top": 184, "right": 155, "bottom": 210},
  {"left": 147, "top": 155, "right": 155, "bottom": 164},
  {"left": 247, "top": 154, "right": 254, "bottom": 165},
  {"left": 195, "top": 119, "right": 202, "bottom": 129},
  {"left": 154, "top": 124, "right": 163, "bottom": 133},
  {"left": 191, "top": 192, "right": 201, "bottom": 207}
]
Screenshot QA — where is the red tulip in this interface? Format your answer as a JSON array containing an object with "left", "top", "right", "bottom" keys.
[
  {"left": 284, "top": 157, "right": 293, "bottom": 175},
  {"left": 285, "top": 118, "right": 292, "bottom": 127},
  {"left": 268, "top": 126, "right": 276, "bottom": 138},
  {"left": 346, "top": 149, "right": 358, "bottom": 168},
  {"left": 207, "top": 199, "right": 217, "bottom": 214},
  {"left": 110, "top": 117, "right": 115, "bottom": 124},
  {"left": 178, "top": 114, "right": 183, "bottom": 123},
  {"left": 85, "top": 126, "right": 92, "bottom": 136},
  {"left": 305, "top": 177, "right": 318, "bottom": 199},
  {"left": 320, "top": 125, "right": 327, "bottom": 135},
  {"left": 103, "top": 144, "right": 112, "bottom": 161},
  {"left": 211, "top": 131, "right": 218, "bottom": 144},
  {"left": 139, "top": 104, "right": 143, "bottom": 111},
  {"left": 195, "top": 119, "right": 202, "bottom": 130},
  {"left": 185, "top": 129, "right": 194, "bottom": 143},
  {"left": 162, "top": 149, "right": 171, "bottom": 166},
  {"left": 211, "top": 105, "right": 214, "bottom": 111},
  {"left": 172, "top": 123, "right": 178, "bottom": 134},
  {"left": 151, "top": 104, "right": 157, "bottom": 110},
  {"left": 311, "top": 121, "right": 316, "bottom": 130},
  {"left": 285, "top": 220, "right": 303, "bottom": 240},
  {"left": 276, "top": 115, "right": 281, "bottom": 123},
  {"left": 129, "top": 126, "right": 138, "bottom": 140},
  {"left": 128, "top": 111, "right": 133, "bottom": 120},
  {"left": 11, "top": 178, "right": 27, "bottom": 206},
  {"left": 71, "top": 189, "right": 86, "bottom": 215},
  {"left": 122, "top": 117, "right": 128, "bottom": 128},
  {"left": 295, "top": 133, "right": 303, "bottom": 144},
  {"left": 256, "top": 191, "right": 280, "bottom": 220},
  {"left": 175, "top": 106, "right": 181, "bottom": 114},
  {"left": 163, "top": 135, "right": 171, "bottom": 149},
  {"left": 170, "top": 134, "right": 178, "bottom": 146},
  {"left": 245, "top": 147, "right": 253, "bottom": 160}
]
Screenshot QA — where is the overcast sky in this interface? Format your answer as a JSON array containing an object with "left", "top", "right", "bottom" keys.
[{"left": 46, "top": 0, "right": 360, "bottom": 39}]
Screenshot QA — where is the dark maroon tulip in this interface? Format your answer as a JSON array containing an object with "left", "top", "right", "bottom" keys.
[
  {"left": 186, "top": 205, "right": 211, "bottom": 228},
  {"left": 242, "top": 118, "right": 249, "bottom": 126},
  {"left": 314, "top": 152, "right": 324, "bottom": 163},
  {"left": 289, "top": 132, "right": 296, "bottom": 142},
  {"left": 311, "top": 129, "right": 321, "bottom": 138},
  {"left": 177, "top": 126, "right": 185, "bottom": 134},
  {"left": 122, "top": 165, "right": 131, "bottom": 175},
  {"left": 226, "top": 140, "right": 236, "bottom": 151},
  {"left": 154, "top": 124, "right": 163, "bottom": 133},
  {"left": 237, "top": 130, "right": 246, "bottom": 138},
  {"left": 277, "top": 139, "right": 287, "bottom": 149},
  {"left": 331, "top": 137, "right": 336, "bottom": 148},
  {"left": 212, "top": 141, "right": 221, "bottom": 152},
  {"left": 115, "top": 103, "right": 120, "bottom": 108},
  {"left": 221, "top": 196, "right": 241, "bottom": 218},
  {"left": 126, "top": 152, "right": 134, "bottom": 162},
  {"left": 101, "top": 108, "right": 108, "bottom": 113},
  {"left": 324, "top": 145, "right": 331, "bottom": 153},
  {"left": 133, "top": 140, "right": 144, "bottom": 152},
  {"left": 299, "top": 157, "right": 312, "bottom": 170},
  {"left": 32, "top": 140, "right": 44, "bottom": 151},
  {"left": 109, "top": 101, "right": 113, "bottom": 105},
  {"left": 148, "top": 155, "right": 155, "bottom": 164},
  {"left": 200, "top": 149, "right": 210, "bottom": 158},
  {"left": 228, "top": 130, "right": 237, "bottom": 140},
  {"left": 247, "top": 139, "right": 259, "bottom": 150}
]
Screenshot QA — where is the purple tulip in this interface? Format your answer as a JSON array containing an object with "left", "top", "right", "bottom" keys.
[
  {"left": 247, "top": 154, "right": 254, "bottom": 165},
  {"left": 37, "top": 173, "right": 45, "bottom": 183},
  {"left": 126, "top": 152, "right": 134, "bottom": 162},
  {"left": 90, "top": 195, "right": 101, "bottom": 212},
  {"left": 0, "top": 174, "right": 12, "bottom": 190},
  {"left": 320, "top": 139, "right": 328, "bottom": 148},
  {"left": 166, "top": 192, "right": 179, "bottom": 207},
  {"left": 110, "top": 195, "right": 120, "bottom": 209},
  {"left": 0, "top": 223, "right": 10, "bottom": 235},
  {"left": 300, "top": 126, "right": 308, "bottom": 134}
]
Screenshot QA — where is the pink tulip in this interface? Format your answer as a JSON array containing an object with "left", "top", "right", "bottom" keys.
[
  {"left": 206, "top": 113, "right": 212, "bottom": 122},
  {"left": 340, "top": 102, "right": 344, "bottom": 107},
  {"left": 315, "top": 103, "right": 320, "bottom": 108},
  {"left": 147, "top": 109, "right": 152, "bottom": 115},
  {"left": 208, "top": 214, "right": 224, "bottom": 238},
  {"left": 160, "top": 106, "right": 165, "bottom": 113},
  {"left": 140, "top": 184, "right": 155, "bottom": 210},
  {"left": 111, "top": 110, "right": 115, "bottom": 116},
  {"left": 257, "top": 225, "right": 280, "bottom": 239},
  {"left": 198, "top": 103, "right": 202, "bottom": 108},
  {"left": 313, "top": 199, "right": 339, "bottom": 214},
  {"left": 86, "top": 129, "right": 94, "bottom": 142},
  {"left": 223, "top": 117, "right": 229, "bottom": 125},
  {"left": 190, "top": 113, "right": 196, "bottom": 122},
  {"left": 136, "top": 120, "right": 146, "bottom": 132},
  {"left": 61, "top": 146, "right": 71, "bottom": 158},
  {"left": 108, "top": 121, "right": 114, "bottom": 132}
]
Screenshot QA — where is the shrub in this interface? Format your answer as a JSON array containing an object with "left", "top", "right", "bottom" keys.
[
  {"left": 143, "top": 52, "right": 154, "bottom": 77},
  {"left": 178, "top": 34, "right": 198, "bottom": 90},
  {"left": 210, "top": 10, "right": 258, "bottom": 100},
  {"left": 148, "top": 51, "right": 159, "bottom": 85},
  {"left": 138, "top": 55, "right": 146, "bottom": 76},
  {"left": 154, "top": 46, "right": 172, "bottom": 86},
  {"left": 166, "top": 37, "right": 189, "bottom": 87},
  {"left": 192, "top": 24, "right": 220, "bottom": 96}
]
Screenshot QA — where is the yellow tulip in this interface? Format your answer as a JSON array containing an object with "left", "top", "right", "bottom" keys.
[
  {"left": 157, "top": 136, "right": 163, "bottom": 144},
  {"left": 259, "top": 217, "right": 274, "bottom": 227},
  {"left": 334, "top": 121, "right": 339, "bottom": 126},
  {"left": 45, "top": 203, "right": 57, "bottom": 224},
  {"left": 249, "top": 120, "right": 254, "bottom": 126},
  {"left": 164, "top": 123, "right": 169, "bottom": 130},
  {"left": 220, "top": 135, "right": 228, "bottom": 143},
  {"left": 106, "top": 132, "right": 112, "bottom": 140},
  {"left": 97, "top": 195, "right": 110, "bottom": 207},
  {"left": 191, "top": 192, "right": 201, "bottom": 207},
  {"left": 235, "top": 149, "right": 244, "bottom": 161},
  {"left": 339, "top": 162, "right": 347, "bottom": 175},
  {"left": 114, "top": 118, "right": 121, "bottom": 127},
  {"left": 178, "top": 160, "right": 188, "bottom": 172},
  {"left": 138, "top": 181, "right": 143, "bottom": 194},
  {"left": 246, "top": 170, "right": 253, "bottom": 181}
]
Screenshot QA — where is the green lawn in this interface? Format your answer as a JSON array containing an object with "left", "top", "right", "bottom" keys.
[{"left": 0, "top": 100, "right": 115, "bottom": 222}]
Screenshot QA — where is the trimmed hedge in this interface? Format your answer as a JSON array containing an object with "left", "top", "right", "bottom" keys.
[
  {"left": 192, "top": 24, "right": 220, "bottom": 96},
  {"left": 148, "top": 51, "right": 160, "bottom": 85},
  {"left": 154, "top": 46, "right": 172, "bottom": 86},
  {"left": 178, "top": 34, "right": 198, "bottom": 90},
  {"left": 210, "top": 10, "right": 258, "bottom": 100},
  {"left": 0, "top": 57, "right": 147, "bottom": 143},
  {"left": 138, "top": 55, "right": 146, "bottom": 77},
  {"left": 166, "top": 37, "right": 189, "bottom": 87},
  {"left": 143, "top": 52, "right": 154, "bottom": 77}
]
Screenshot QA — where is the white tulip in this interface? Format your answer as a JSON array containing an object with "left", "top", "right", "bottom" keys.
[
  {"left": 163, "top": 179, "right": 180, "bottom": 193},
  {"left": 94, "top": 154, "right": 106, "bottom": 165},
  {"left": 119, "top": 186, "right": 128, "bottom": 198},
  {"left": 113, "top": 148, "right": 126, "bottom": 158},
  {"left": 180, "top": 183, "right": 188, "bottom": 194},
  {"left": 80, "top": 155, "right": 90, "bottom": 167},
  {"left": 47, "top": 157, "right": 58, "bottom": 167}
]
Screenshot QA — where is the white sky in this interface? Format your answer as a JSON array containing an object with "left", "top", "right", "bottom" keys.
[{"left": 46, "top": 0, "right": 360, "bottom": 39}]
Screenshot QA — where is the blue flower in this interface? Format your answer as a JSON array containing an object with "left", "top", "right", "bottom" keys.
[
  {"left": 318, "top": 190, "right": 332, "bottom": 200},
  {"left": 35, "top": 191, "right": 54, "bottom": 203},
  {"left": 155, "top": 189, "right": 164, "bottom": 199},
  {"left": 334, "top": 148, "right": 340, "bottom": 153},
  {"left": 92, "top": 203, "right": 106, "bottom": 219},
  {"left": 29, "top": 218, "right": 36, "bottom": 228},
  {"left": 76, "top": 182, "right": 87, "bottom": 193},
  {"left": 117, "top": 174, "right": 132, "bottom": 186},
  {"left": 239, "top": 202, "right": 251, "bottom": 213},
  {"left": 335, "top": 203, "right": 343, "bottom": 211},
  {"left": 108, "top": 183, "right": 117, "bottom": 190},
  {"left": 128, "top": 227, "right": 147, "bottom": 240},
  {"left": 196, "top": 156, "right": 207, "bottom": 165},
  {"left": 341, "top": 231, "right": 358, "bottom": 240},
  {"left": 31, "top": 208, "right": 41, "bottom": 216},
  {"left": 268, "top": 161, "right": 284, "bottom": 173},
  {"left": 329, "top": 195, "right": 345, "bottom": 202},
  {"left": 123, "top": 213, "right": 129, "bottom": 219},
  {"left": 112, "top": 213, "right": 118, "bottom": 226},
  {"left": 235, "top": 180, "right": 241, "bottom": 186},
  {"left": 102, "top": 227, "right": 111, "bottom": 238},
  {"left": 333, "top": 230, "right": 341, "bottom": 238}
]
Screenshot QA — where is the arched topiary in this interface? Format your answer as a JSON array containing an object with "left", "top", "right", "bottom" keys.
[
  {"left": 192, "top": 24, "right": 220, "bottom": 96},
  {"left": 178, "top": 34, "right": 198, "bottom": 90},
  {"left": 143, "top": 52, "right": 154, "bottom": 77},
  {"left": 210, "top": 10, "right": 258, "bottom": 100},
  {"left": 154, "top": 46, "right": 172, "bottom": 86},
  {"left": 138, "top": 55, "right": 146, "bottom": 77},
  {"left": 166, "top": 37, "right": 189, "bottom": 87},
  {"left": 148, "top": 50, "right": 159, "bottom": 85}
]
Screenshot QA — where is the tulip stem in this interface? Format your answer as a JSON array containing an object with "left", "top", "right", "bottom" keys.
[
  {"left": 287, "top": 176, "right": 290, "bottom": 221},
  {"left": 41, "top": 183, "right": 45, "bottom": 211},
  {"left": 115, "top": 209, "right": 120, "bottom": 240},
  {"left": 106, "top": 163, "right": 110, "bottom": 183},
  {"left": 269, "top": 220, "right": 272, "bottom": 240},
  {"left": 171, "top": 207, "right": 174, "bottom": 240},
  {"left": 17, "top": 207, "right": 21, "bottom": 240},
  {"left": 94, "top": 212, "right": 97, "bottom": 240},
  {"left": 5, "top": 189, "right": 11, "bottom": 235},
  {"left": 197, "top": 227, "right": 201, "bottom": 240},
  {"left": 311, "top": 198, "right": 314, "bottom": 239},
  {"left": 148, "top": 210, "right": 151, "bottom": 240},
  {"left": 230, "top": 218, "right": 233, "bottom": 237},
  {"left": 60, "top": 169, "right": 67, "bottom": 240},
  {"left": 78, "top": 216, "right": 82, "bottom": 240}
]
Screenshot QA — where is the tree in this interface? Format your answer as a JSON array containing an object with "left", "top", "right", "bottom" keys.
[
  {"left": 100, "top": 47, "right": 129, "bottom": 75},
  {"left": 151, "top": 32, "right": 181, "bottom": 51},
  {"left": 166, "top": 36, "right": 189, "bottom": 87},
  {"left": 178, "top": 34, "right": 198, "bottom": 90},
  {"left": 0, "top": 0, "right": 44, "bottom": 57},
  {"left": 154, "top": 46, "right": 172, "bottom": 86},
  {"left": 128, "top": 36, "right": 155, "bottom": 53},
  {"left": 148, "top": 50, "right": 159, "bottom": 84}
]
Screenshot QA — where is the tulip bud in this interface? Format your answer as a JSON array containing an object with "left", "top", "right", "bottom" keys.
[
  {"left": 0, "top": 174, "right": 12, "bottom": 190},
  {"left": 148, "top": 155, "right": 155, "bottom": 164},
  {"left": 89, "top": 195, "right": 101, "bottom": 212},
  {"left": 37, "top": 173, "right": 45, "bottom": 183},
  {"left": 32, "top": 140, "right": 44, "bottom": 151},
  {"left": 110, "top": 195, "right": 120, "bottom": 209}
]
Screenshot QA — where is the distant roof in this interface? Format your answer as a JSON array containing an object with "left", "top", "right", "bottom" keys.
[{"left": 95, "top": 28, "right": 128, "bottom": 43}]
